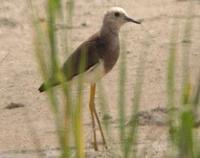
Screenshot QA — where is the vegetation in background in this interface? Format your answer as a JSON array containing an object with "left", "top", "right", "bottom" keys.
[{"left": 166, "top": 1, "right": 200, "bottom": 158}]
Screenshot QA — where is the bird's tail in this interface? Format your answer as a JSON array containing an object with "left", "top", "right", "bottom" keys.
[
  {"left": 38, "top": 80, "right": 60, "bottom": 92},
  {"left": 38, "top": 83, "right": 47, "bottom": 92}
]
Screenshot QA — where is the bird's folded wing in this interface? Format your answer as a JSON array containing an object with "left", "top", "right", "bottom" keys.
[
  {"left": 38, "top": 32, "right": 106, "bottom": 92},
  {"left": 61, "top": 32, "right": 105, "bottom": 81}
]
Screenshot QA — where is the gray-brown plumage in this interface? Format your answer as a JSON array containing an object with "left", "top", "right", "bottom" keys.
[
  {"left": 38, "top": 7, "right": 141, "bottom": 151},
  {"left": 61, "top": 31, "right": 120, "bottom": 79},
  {"left": 39, "top": 7, "right": 141, "bottom": 92},
  {"left": 38, "top": 32, "right": 118, "bottom": 92}
]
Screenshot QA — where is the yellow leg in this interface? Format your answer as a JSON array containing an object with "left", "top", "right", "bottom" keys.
[
  {"left": 93, "top": 103, "right": 107, "bottom": 148},
  {"left": 89, "top": 84, "right": 98, "bottom": 151},
  {"left": 89, "top": 84, "right": 107, "bottom": 150}
]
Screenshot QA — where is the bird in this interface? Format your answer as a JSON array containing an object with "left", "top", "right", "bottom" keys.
[{"left": 38, "top": 7, "right": 141, "bottom": 151}]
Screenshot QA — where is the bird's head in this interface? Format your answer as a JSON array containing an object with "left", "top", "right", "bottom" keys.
[{"left": 103, "top": 7, "right": 141, "bottom": 31}]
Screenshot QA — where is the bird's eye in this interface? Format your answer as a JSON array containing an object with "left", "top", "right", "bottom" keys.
[{"left": 114, "top": 12, "right": 120, "bottom": 17}]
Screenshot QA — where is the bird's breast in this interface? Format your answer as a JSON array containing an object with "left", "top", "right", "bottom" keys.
[
  {"left": 103, "top": 40, "right": 120, "bottom": 73},
  {"left": 104, "top": 48, "right": 119, "bottom": 73},
  {"left": 96, "top": 35, "right": 120, "bottom": 73}
]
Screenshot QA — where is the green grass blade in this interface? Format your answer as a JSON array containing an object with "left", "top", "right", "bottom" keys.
[
  {"left": 118, "top": 33, "right": 127, "bottom": 151},
  {"left": 124, "top": 28, "right": 150, "bottom": 158},
  {"left": 178, "top": 2, "right": 194, "bottom": 157},
  {"left": 47, "top": 0, "right": 60, "bottom": 76},
  {"left": 97, "top": 82, "right": 111, "bottom": 135},
  {"left": 166, "top": 19, "right": 179, "bottom": 145}
]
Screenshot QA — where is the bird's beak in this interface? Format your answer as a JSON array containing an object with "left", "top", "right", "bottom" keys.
[{"left": 125, "top": 16, "right": 142, "bottom": 24}]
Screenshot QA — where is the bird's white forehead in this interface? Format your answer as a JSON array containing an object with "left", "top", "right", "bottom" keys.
[{"left": 106, "top": 7, "right": 128, "bottom": 16}]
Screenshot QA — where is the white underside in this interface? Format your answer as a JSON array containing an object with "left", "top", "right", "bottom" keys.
[{"left": 70, "top": 59, "right": 105, "bottom": 84}]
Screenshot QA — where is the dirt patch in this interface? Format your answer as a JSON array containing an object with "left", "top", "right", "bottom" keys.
[{"left": 5, "top": 102, "right": 25, "bottom": 109}]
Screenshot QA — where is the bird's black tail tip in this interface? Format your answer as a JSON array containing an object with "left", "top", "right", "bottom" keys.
[
  {"left": 38, "top": 81, "right": 59, "bottom": 92},
  {"left": 38, "top": 84, "right": 46, "bottom": 92}
]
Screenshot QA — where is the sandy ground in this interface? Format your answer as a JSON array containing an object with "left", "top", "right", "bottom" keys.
[{"left": 0, "top": 0, "right": 200, "bottom": 157}]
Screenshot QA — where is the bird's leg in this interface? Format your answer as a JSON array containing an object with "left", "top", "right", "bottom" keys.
[
  {"left": 89, "top": 84, "right": 98, "bottom": 151},
  {"left": 93, "top": 102, "right": 107, "bottom": 148},
  {"left": 90, "top": 84, "right": 107, "bottom": 149}
]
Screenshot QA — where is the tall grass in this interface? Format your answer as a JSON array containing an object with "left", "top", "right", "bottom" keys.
[
  {"left": 117, "top": 32, "right": 127, "bottom": 153},
  {"left": 167, "top": 15, "right": 179, "bottom": 146},
  {"left": 30, "top": 0, "right": 200, "bottom": 158},
  {"left": 166, "top": 1, "right": 200, "bottom": 158},
  {"left": 30, "top": 0, "right": 84, "bottom": 157}
]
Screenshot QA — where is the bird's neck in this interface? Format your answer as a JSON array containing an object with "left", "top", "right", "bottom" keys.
[{"left": 100, "top": 23, "right": 120, "bottom": 37}]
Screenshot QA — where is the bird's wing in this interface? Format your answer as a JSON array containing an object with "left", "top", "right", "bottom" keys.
[
  {"left": 61, "top": 32, "right": 106, "bottom": 81},
  {"left": 38, "top": 32, "right": 107, "bottom": 92}
]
